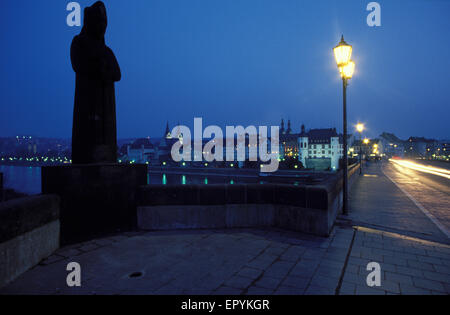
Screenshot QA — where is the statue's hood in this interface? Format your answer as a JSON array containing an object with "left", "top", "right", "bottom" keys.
[{"left": 81, "top": 1, "right": 107, "bottom": 41}]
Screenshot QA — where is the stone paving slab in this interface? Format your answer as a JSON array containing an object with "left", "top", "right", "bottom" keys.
[
  {"left": 0, "top": 224, "right": 449, "bottom": 295},
  {"left": 342, "top": 226, "right": 450, "bottom": 295},
  {"left": 0, "top": 227, "right": 349, "bottom": 295}
]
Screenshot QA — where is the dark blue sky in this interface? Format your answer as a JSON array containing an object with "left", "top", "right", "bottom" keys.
[{"left": 0, "top": 0, "right": 449, "bottom": 140}]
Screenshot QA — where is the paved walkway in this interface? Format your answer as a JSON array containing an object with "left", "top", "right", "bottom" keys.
[
  {"left": 0, "top": 228, "right": 353, "bottom": 295},
  {"left": 345, "top": 161, "right": 449, "bottom": 243},
  {"left": 1, "top": 225, "right": 449, "bottom": 295},
  {"left": 1, "top": 161, "right": 449, "bottom": 295}
]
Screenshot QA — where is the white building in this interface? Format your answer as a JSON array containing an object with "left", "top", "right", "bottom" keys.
[{"left": 298, "top": 127, "right": 343, "bottom": 171}]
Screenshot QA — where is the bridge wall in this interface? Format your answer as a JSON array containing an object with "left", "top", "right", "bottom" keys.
[
  {"left": 137, "top": 164, "right": 360, "bottom": 236},
  {"left": 0, "top": 195, "right": 60, "bottom": 288}
]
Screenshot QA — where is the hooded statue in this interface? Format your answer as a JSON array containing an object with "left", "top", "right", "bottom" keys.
[{"left": 70, "top": 1, "right": 121, "bottom": 164}]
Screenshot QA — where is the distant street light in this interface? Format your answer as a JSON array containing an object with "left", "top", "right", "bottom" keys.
[
  {"left": 356, "top": 123, "right": 365, "bottom": 174},
  {"left": 334, "top": 35, "right": 355, "bottom": 215},
  {"left": 356, "top": 123, "right": 364, "bottom": 134}
]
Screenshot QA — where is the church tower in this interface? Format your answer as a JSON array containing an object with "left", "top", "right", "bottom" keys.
[
  {"left": 165, "top": 121, "right": 172, "bottom": 139},
  {"left": 298, "top": 124, "right": 308, "bottom": 167},
  {"left": 286, "top": 120, "right": 292, "bottom": 135}
]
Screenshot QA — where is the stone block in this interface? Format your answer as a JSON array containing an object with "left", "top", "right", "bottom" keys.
[
  {"left": 226, "top": 204, "right": 274, "bottom": 228},
  {"left": 139, "top": 184, "right": 198, "bottom": 206},
  {"left": 138, "top": 205, "right": 227, "bottom": 230},
  {"left": 0, "top": 195, "right": 60, "bottom": 243},
  {"left": 226, "top": 184, "right": 247, "bottom": 204},
  {"left": 246, "top": 184, "right": 275, "bottom": 204},
  {"left": 198, "top": 185, "right": 227, "bottom": 205},
  {"left": 275, "top": 184, "right": 306, "bottom": 207},
  {"left": 42, "top": 163, "right": 147, "bottom": 245},
  {"left": 0, "top": 220, "right": 60, "bottom": 288}
]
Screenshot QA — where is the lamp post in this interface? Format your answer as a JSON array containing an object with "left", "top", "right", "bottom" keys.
[
  {"left": 356, "top": 123, "right": 364, "bottom": 174},
  {"left": 363, "top": 138, "right": 369, "bottom": 162},
  {"left": 333, "top": 35, "right": 355, "bottom": 215}
]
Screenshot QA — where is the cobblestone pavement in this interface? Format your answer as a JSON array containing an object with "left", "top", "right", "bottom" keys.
[
  {"left": 341, "top": 226, "right": 450, "bottom": 295},
  {"left": 1, "top": 224, "right": 449, "bottom": 295},
  {"left": 0, "top": 227, "right": 350, "bottom": 295}
]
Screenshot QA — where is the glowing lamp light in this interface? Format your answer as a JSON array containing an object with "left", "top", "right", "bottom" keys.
[
  {"left": 356, "top": 123, "right": 364, "bottom": 133},
  {"left": 340, "top": 60, "right": 355, "bottom": 79},
  {"left": 334, "top": 35, "right": 352, "bottom": 68}
]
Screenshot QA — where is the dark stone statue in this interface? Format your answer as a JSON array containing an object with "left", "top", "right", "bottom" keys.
[{"left": 70, "top": 1, "right": 121, "bottom": 164}]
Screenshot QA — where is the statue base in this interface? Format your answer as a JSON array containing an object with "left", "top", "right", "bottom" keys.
[{"left": 42, "top": 163, "right": 147, "bottom": 245}]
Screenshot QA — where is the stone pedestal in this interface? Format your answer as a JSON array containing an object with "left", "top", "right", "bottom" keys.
[{"left": 42, "top": 164, "right": 147, "bottom": 245}]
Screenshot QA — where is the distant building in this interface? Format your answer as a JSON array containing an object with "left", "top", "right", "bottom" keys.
[
  {"left": 14, "top": 136, "right": 38, "bottom": 156},
  {"left": 279, "top": 119, "right": 300, "bottom": 159},
  {"left": 405, "top": 137, "right": 437, "bottom": 158},
  {"left": 379, "top": 132, "right": 404, "bottom": 158},
  {"left": 277, "top": 119, "right": 344, "bottom": 170},
  {"left": 126, "top": 138, "right": 156, "bottom": 164},
  {"left": 298, "top": 126, "right": 343, "bottom": 171},
  {"left": 350, "top": 139, "right": 369, "bottom": 159},
  {"left": 436, "top": 141, "right": 449, "bottom": 160},
  {"left": 157, "top": 122, "right": 182, "bottom": 164},
  {"left": 370, "top": 139, "right": 383, "bottom": 157}
]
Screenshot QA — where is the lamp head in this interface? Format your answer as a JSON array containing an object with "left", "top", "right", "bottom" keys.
[
  {"left": 356, "top": 123, "right": 364, "bottom": 133},
  {"left": 340, "top": 60, "right": 355, "bottom": 79},
  {"left": 334, "top": 35, "right": 353, "bottom": 68}
]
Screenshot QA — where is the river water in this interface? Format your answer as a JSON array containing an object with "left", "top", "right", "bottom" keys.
[{"left": 0, "top": 165, "right": 259, "bottom": 195}]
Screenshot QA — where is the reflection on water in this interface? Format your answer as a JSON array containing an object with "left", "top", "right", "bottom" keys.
[
  {"left": 148, "top": 172, "right": 256, "bottom": 186},
  {"left": 0, "top": 165, "right": 42, "bottom": 195},
  {"left": 0, "top": 166, "right": 265, "bottom": 195}
]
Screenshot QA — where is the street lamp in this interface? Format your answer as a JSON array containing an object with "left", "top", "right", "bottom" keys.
[
  {"left": 363, "top": 138, "right": 369, "bottom": 159},
  {"left": 356, "top": 123, "right": 364, "bottom": 174},
  {"left": 334, "top": 35, "right": 355, "bottom": 215},
  {"left": 356, "top": 123, "right": 364, "bottom": 133}
]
